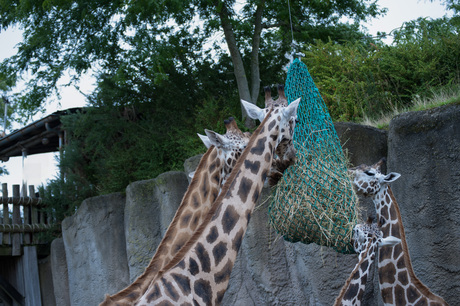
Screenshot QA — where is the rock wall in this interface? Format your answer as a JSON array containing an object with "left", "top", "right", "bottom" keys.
[
  {"left": 44, "top": 104, "right": 458, "bottom": 305},
  {"left": 124, "top": 171, "right": 190, "bottom": 281},
  {"left": 387, "top": 103, "right": 460, "bottom": 304},
  {"left": 61, "top": 193, "right": 129, "bottom": 305}
]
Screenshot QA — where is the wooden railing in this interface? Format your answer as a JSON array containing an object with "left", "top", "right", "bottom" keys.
[{"left": 0, "top": 183, "right": 51, "bottom": 256}]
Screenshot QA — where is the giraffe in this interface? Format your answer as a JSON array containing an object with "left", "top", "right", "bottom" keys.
[
  {"left": 101, "top": 118, "right": 251, "bottom": 305},
  {"left": 134, "top": 97, "right": 300, "bottom": 305},
  {"left": 334, "top": 218, "right": 401, "bottom": 306},
  {"left": 349, "top": 159, "right": 448, "bottom": 306}
]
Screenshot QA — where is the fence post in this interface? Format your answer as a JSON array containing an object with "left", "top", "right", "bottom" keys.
[
  {"left": 2, "top": 183, "right": 9, "bottom": 245},
  {"left": 12, "top": 184, "right": 21, "bottom": 256},
  {"left": 24, "top": 186, "right": 31, "bottom": 245},
  {"left": 29, "top": 185, "right": 39, "bottom": 244}
]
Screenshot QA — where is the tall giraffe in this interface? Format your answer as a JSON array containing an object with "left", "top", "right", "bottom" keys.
[
  {"left": 349, "top": 159, "right": 448, "bottom": 306},
  {"left": 101, "top": 118, "right": 250, "bottom": 305},
  {"left": 135, "top": 98, "right": 300, "bottom": 305},
  {"left": 334, "top": 219, "right": 401, "bottom": 306}
]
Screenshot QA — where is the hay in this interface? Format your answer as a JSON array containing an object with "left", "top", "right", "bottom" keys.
[{"left": 269, "top": 140, "right": 361, "bottom": 254}]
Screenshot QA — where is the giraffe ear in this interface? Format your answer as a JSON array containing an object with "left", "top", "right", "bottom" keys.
[
  {"left": 241, "top": 99, "right": 265, "bottom": 122},
  {"left": 197, "top": 133, "right": 212, "bottom": 149},
  {"left": 383, "top": 172, "right": 401, "bottom": 183},
  {"left": 282, "top": 98, "right": 301, "bottom": 119},
  {"left": 379, "top": 236, "right": 401, "bottom": 247},
  {"left": 205, "top": 129, "right": 231, "bottom": 150}
]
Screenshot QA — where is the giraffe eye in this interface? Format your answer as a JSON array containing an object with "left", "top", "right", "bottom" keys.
[{"left": 364, "top": 170, "right": 375, "bottom": 176}]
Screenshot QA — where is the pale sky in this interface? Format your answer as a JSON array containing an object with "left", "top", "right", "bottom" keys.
[{"left": 0, "top": 0, "right": 452, "bottom": 193}]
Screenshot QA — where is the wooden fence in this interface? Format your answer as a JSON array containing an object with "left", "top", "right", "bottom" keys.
[{"left": 0, "top": 183, "right": 51, "bottom": 256}]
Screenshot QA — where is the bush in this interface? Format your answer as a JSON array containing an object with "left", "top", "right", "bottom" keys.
[{"left": 303, "top": 17, "right": 460, "bottom": 121}]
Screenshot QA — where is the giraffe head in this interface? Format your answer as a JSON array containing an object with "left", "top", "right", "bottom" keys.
[
  {"left": 203, "top": 117, "right": 251, "bottom": 186},
  {"left": 349, "top": 158, "right": 401, "bottom": 197},
  {"left": 241, "top": 92, "right": 300, "bottom": 155},
  {"left": 352, "top": 219, "right": 401, "bottom": 254}
]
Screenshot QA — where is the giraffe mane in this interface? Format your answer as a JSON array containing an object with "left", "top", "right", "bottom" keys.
[
  {"left": 156, "top": 108, "right": 274, "bottom": 278},
  {"left": 334, "top": 236, "right": 374, "bottom": 306},
  {"left": 101, "top": 145, "right": 219, "bottom": 304},
  {"left": 386, "top": 187, "right": 447, "bottom": 303}
]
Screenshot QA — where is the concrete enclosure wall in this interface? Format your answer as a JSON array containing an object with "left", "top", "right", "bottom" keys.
[{"left": 37, "top": 104, "right": 459, "bottom": 305}]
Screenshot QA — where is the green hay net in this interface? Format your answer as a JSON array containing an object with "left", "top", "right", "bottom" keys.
[{"left": 268, "top": 58, "right": 360, "bottom": 254}]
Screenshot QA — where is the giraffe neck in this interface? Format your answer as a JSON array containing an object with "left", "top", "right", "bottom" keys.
[
  {"left": 335, "top": 241, "right": 377, "bottom": 306},
  {"left": 137, "top": 110, "right": 278, "bottom": 305},
  {"left": 101, "top": 146, "right": 223, "bottom": 305},
  {"left": 373, "top": 186, "right": 447, "bottom": 305}
]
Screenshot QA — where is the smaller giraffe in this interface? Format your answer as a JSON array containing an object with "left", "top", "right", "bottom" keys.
[
  {"left": 334, "top": 218, "right": 401, "bottom": 306},
  {"left": 349, "top": 159, "right": 448, "bottom": 306}
]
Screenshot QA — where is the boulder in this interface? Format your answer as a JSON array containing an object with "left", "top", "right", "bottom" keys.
[
  {"left": 124, "top": 171, "right": 189, "bottom": 281},
  {"left": 61, "top": 193, "right": 129, "bottom": 305},
  {"left": 387, "top": 104, "right": 460, "bottom": 305}
]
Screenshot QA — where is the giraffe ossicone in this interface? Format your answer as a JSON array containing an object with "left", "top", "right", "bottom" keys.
[{"left": 349, "top": 159, "right": 448, "bottom": 306}]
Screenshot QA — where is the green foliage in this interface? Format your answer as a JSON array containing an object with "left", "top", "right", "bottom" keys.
[{"left": 303, "top": 17, "right": 460, "bottom": 121}]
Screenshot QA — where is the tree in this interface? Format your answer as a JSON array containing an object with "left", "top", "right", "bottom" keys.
[{"left": 0, "top": 0, "right": 385, "bottom": 127}]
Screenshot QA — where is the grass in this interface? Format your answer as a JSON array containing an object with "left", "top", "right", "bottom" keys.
[{"left": 360, "top": 83, "right": 460, "bottom": 129}]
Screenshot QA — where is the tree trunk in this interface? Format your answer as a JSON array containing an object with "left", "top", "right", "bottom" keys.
[
  {"left": 250, "top": 1, "right": 265, "bottom": 106},
  {"left": 215, "top": 0, "right": 258, "bottom": 128}
]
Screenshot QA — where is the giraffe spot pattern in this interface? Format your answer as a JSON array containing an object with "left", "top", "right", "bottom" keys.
[
  {"left": 268, "top": 119, "right": 276, "bottom": 131},
  {"left": 407, "top": 285, "right": 421, "bottom": 303},
  {"left": 216, "top": 289, "right": 226, "bottom": 305},
  {"left": 379, "top": 262, "right": 396, "bottom": 284},
  {"left": 244, "top": 159, "right": 261, "bottom": 174},
  {"left": 214, "top": 260, "right": 233, "bottom": 284},
  {"left": 222, "top": 205, "right": 239, "bottom": 234},
  {"left": 360, "top": 258, "right": 369, "bottom": 272},
  {"left": 395, "top": 284, "right": 406, "bottom": 305},
  {"left": 171, "top": 273, "right": 191, "bottom": 295},
  {"left": 381, "top": 287, "right": 393, "bottom": 304},
  {"left": 192, "top": 193, "right": 200, "bottom": 209},
  {"left": 196, "top": 243, "right": 211, "bottom": 273},
  {"left": 344, "top": 283, "right": 360, "bottom": 301},
  {"left": 233, "top": 228, "right": 244, "bottom": 252},
  {"left": 393, "top": 244, "right": 403, "bottom": 262},
  {"left": 398, "top": 270, "right": 409, "bottom": 286},
  {"left": 146, "top": 283, "right": 161, "bottom": 303},
  {"left": 237, "top": 177, "right": 253, "bottom": 203},
  {"left": 191, "top": 211, "right": 202, "bottom": 230},
  {"left": 194, "top": 279, "right": 212, "bottom": 305},
  {"left": 200, "top": 174, "right": 209, "bottom": 199},
  {"left": 180, "top": 211, "right": 193, "bottom": 228},
  {"left": 250, "top": 137, "right": 267, "bottom": 155},
  {"left": 212, "top": 241, "right": 228, "bottom": 266},
  {"left": 176, "top": 259, "right": 186, "bottom": 270},
  {"left": 380, "top": 245, "right": 393, "bottom": 261},
  {"left": 206, "top": 226, "right": 219, "bottom": 244},
  {"left": 189, "top": 258, "right": 199, "bottom": 276},
  {"left": 252, "top": 185, "right": 260, "bottom": 204},
  {"left": 162, "top": 277, "right": 179, "bottom": 301},
  {"left": 265, "top": 152, "right": 271, "bottom": 162}
]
